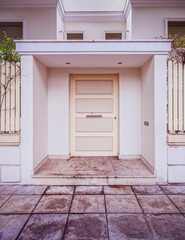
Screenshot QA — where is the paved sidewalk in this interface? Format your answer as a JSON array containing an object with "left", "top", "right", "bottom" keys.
[{"left": 0, "top": 185, "right": 185, "bottom": 240}]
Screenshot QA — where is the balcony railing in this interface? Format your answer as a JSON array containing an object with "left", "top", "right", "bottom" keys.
[{"left": 0, "top": 61, "right": 21, "bottom": 134}]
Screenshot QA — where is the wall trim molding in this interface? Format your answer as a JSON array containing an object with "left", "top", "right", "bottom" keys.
[
  {"left": 0, "top": 134, "right": 21, "bottom": 146},
  {"left": 124, "top": 0, "right": 132, "bottom": 19},
  {"left": 47, "top": 155, "right": 70, "bottom": 160},
  {"left": 33, "top": 156, "right": 48, "bottom": 174},
  {"left": 130, "top": 0, "right": 185, "bottom": 7}
]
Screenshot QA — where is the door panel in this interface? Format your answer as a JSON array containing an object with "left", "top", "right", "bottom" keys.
[{"left": 70, "top": 74, "right": 118, "bottom": 156}]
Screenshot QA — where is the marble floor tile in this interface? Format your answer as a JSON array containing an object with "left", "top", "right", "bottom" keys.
[
  {"left": 34, "top": 195, "right": 72, "bottom": 213},
  {"left": 18, "top": 214, "right": 67, "bottom": 240},
  {"left": 75, "top": 186, "right": 103, "bottom": 195},
  {"left": 0, "top": 185, "right": 19, "bottom": 195},
  {"left": 168, "top": 195, "right": 185, "bottom": 213},
  {"left": 105, "top": 195, "right": 142, "bottom": 213},
  {"left": 132, "top": 186, "right": 164, "bottom": 195},
  {"left": 146, "top": 214, "right": 185, "bottom": 240},
  {"left": 0, "top": 195, "right": 11, "bottom": 207},
  {"left": 71, "top": 195, "right": 105, "bottom": 213},
  {"left": 108, "top": 214, "right": 153, "bottom": 240},
  {"left": 104, "top": 186, "right": 133, "bottom": 195},
  {"left": 64, "top": 214, "right": 108, "bottom": 240},
  {"left": 0, "top": 214, "right": 29, "bottom": 240},
  {"left": 112, "top": 159, "right": 153, "bottom": 177},
  {"left": 45, "top": 186, "right": 74, "bottom": 195},
  {"left": 137, "top": 195, "right": 180, "bottom": 213},
  {"left": 14, "top": 185, "right": 47, "bottom": 195},
  {"left": 160, "top": 185, "right": 185, "bottom": 195},
  {"left": 0, "top": 195, "right": 41, "bottom": 213}
]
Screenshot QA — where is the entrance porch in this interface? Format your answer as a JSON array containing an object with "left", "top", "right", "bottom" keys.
[
  {"left": 14, "top": 39, "right": 171, "bottom": 184},
  {"left": 33, "top": 157, "right": 156, "bottom": 185}
]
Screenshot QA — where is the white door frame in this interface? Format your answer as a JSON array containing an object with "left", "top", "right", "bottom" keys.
[{"left": 70, "top": 74, "right": 119, "bottom": 156}]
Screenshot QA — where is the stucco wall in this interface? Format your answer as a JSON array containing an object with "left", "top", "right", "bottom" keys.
[
  {"left": 126, "top": 8, "right": 132, "bottom": 39},
  {"left": 48, "top": 68, "right": 141, "bottom": 157},
  {"left": 64, "top": 21, "right": 126, "bottom": 40},
  {"left": 0, "top": 7, "right": 56, "bottom": 39},
  {"left": 141, "top": 57, "right": 155, "bottom": 168},
  {"left": 33, "top": 58, "right": 48, "bottom": 169},
  {"left": 132, "top": 6, "right": 185, "bottom": 39}
]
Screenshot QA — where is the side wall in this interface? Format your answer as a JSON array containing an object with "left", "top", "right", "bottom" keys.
[
  {"left": 132, "top": 6, "right": 185, "bottom": 39},
  {"left": 33, "top": 58, "right": 48, "bottom": 170},
  {"left": 0, "top": 7, "right": 56, "bottom": 39},
  {"left": 126, "top": 8, "right": 132, "bottom": 39},
  {"left": 48, "top": 68, "right": 141, "bottom": 158},
  {"left": 64, "top": 22, "right": 126, "bottom": 40},
  {"left": 141, "top": 57, "right": 155, "bottom": 168}
]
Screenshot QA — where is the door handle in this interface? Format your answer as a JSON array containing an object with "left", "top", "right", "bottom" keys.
[{"left": 86, "top": 115, "right": 102, "bottom": 118}]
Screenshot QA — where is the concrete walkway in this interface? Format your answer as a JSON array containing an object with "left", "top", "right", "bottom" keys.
[{"left": 0, "top": 185, "right": 185, "bottom": 240}]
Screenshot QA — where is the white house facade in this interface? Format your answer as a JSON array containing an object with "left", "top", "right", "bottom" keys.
[{"left": 0, "top": 0, "right": 185, "bottom": 185}]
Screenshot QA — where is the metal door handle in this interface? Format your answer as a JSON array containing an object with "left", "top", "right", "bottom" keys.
[{"left": 86, "top": 115, "right": 102, "bottom": 118}]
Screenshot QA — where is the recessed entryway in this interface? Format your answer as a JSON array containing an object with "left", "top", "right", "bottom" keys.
[{"left": 70, "top": 74, "right": 119, "bottom": 156}]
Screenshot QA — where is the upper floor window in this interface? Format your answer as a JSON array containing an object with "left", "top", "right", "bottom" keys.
[
  {"left": 0, "top": 22, "right": 23, "bottom": 43},
  {"left": 65, "top": 32, "right": 84, "bottom": 40},
  {"left": 168, "top": 21, "right": 185, "bottom": 37},
  {"left": 104, "top": 32, "right": 124, "bottom": 40}
]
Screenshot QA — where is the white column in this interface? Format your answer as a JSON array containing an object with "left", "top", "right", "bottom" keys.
[
  {"left": 20, "top": 55, "right": 34, "bottom": 184},
  {"left": 154, "top": 55, "right": 168, "bottom": 184}
]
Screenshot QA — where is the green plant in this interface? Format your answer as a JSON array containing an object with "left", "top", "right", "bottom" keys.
[{"left": 0, "top": 31, "right": 20, "bottom": 63}]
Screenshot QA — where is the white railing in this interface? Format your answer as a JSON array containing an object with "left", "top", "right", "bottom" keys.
[
  {"left": 0, "top": 62, "right": 21, "bottom": 133},
  {"left": 168, "top": 60, "right": 185, "bottom": 133}
]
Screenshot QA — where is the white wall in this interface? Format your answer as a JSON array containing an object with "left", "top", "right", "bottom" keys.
[
  {"left": 168, "top": 146, "right": 185, "bottom": 183},
  {"left": 0, "top": 7, "right": 56, "bottom": 39},
  {"left": 33, "top": 58, "right": 48, "bottom": 169},
  {"left": 48, "top": 69, "right": 69, "bottom": 156},
  {"left": 126, "top": 8, "right": 132, "bottom": 39},
  {"left": 48, "top": 68, "right": 141, "bottom": 157},
  {"left": 56, "top": 8, "right": 64, "bottom": 40},
  {"left": 132, "top": 6, "right": 185, "bottom": 39},
  {"left": 0, "top": 147, "right": 21, "bottom": 183},
  {"left": 64, "top": 21, "right": 125, "bottom": 40},
  {"left": 119, "top": 69, "right": 141, "bottom": 157},
  {"left": 141, "top": 57, "right": 154, "bottom": 168}
]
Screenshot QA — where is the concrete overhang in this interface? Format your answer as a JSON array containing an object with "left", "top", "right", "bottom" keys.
[{"left": 15, "top": 40, "right": 172, "bottom": 68}]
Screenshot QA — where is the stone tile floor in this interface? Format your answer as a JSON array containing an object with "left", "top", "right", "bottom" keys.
[{"left": 0, "top": 185, "right": 185, "bottom": 240}]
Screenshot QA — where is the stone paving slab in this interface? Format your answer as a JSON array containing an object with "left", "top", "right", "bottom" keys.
[
  {"left": 0, "top": 195, "right": 41, "bottom": 214},
  {"left": 104, "top": 186, "right": 133, "bottom": 195},
  {"left": 18, "top": 214, "right": 67, "bottom": 240},
  {"left": 137, "top": 195, "right": 180, "bottom": 213},
  {"left": 65, "top": 214, "right": 108, "bottom": 240},
  {"left": 71, "top": 195, "right": 105, "bottom": 213},
  {"left": 108, "top": 214, "right": 153, "bottom": 240},
  {"left": 0, "top": 185, "right": 19, "bottom": 195},
  {"left": 45, "top": 186, "right": 74, "bottom": 195},
  {"left": 132, "top": 185, "right": 164, "bottom": 195},
  {"left": 105, "top": 195, "right": 142, "bottom": 213},
  {"left": 0, "top": 195, "right": 10, "bottom": 207},
  {"left": 146, "top": 214, "right": 185, "bottom": 240},
  {"left": 160, "top": 185, "right": 185, "bottom": 194},
  {"left": 75, "top": 186, "right": 103, "bottom": 194},
  {"left": 168, "top": 195, "right": 185, "bottom": 213},
  {"left": 34, "top": 195, "right": 72, "bottom": 213},
  {"left": 14, "top": 185, "right": 47, "bottom": 195},
  {"left": 0, "top": 214, "right": 29, "bottom": 240}
]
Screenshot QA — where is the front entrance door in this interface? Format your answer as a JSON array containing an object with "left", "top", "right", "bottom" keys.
[{"left": 70, "top": 74, "right": 118, "bottom": 156}]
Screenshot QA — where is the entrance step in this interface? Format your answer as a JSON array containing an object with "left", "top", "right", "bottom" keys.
[
  {"left": 33, "top": 175, "right": 156, "bottom": 185},
  {"left": 32, "top": 157, "right": 156, "bottom": 185}
]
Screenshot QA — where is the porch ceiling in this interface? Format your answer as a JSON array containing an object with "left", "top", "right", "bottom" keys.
[{"left": 35, "top": 54, "right": 152, "bottom": 68}]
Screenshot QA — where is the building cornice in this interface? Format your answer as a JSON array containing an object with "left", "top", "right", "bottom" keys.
[
  {"left": 0, "top": 0, "right": 58, "bottom": 7},
  {"left": 130, "top": 0, "right": 185, "bottom": 7},
  {"left": 63, "top": 11, "right": 125, "bottom": 22},
  {"left": 15, "top": 40, "right": 172, "bottom": 56}
]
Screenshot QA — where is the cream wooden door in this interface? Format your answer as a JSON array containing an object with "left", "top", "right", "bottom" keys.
[{"left": 70, "top": 74, "right": 118, "bottom": 156}]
